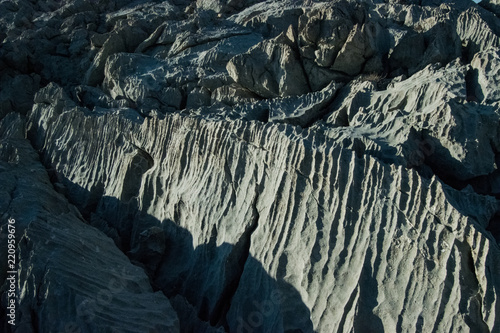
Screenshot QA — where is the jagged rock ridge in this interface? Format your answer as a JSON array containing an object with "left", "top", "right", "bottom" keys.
[
  {"left": 1, "top": 0, "right": 500, "bottom": 332},
  {"left": 0, "top": 113, "right": 179, "bottom": 332}
]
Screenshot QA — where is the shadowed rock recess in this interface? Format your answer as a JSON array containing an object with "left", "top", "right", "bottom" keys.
[{"left": 2, "top": 0, "right": 500, "bottom": 332}]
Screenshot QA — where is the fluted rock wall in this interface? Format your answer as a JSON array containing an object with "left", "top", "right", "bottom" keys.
[
  {"left": 2, "top": 0, "right": 500, "bottom": 332},
  {"left": 0, "top": 114, "right": 179, "bottom": 332},
  {"left": 26, "top": 85, "right": 500, "bottom": 331}
]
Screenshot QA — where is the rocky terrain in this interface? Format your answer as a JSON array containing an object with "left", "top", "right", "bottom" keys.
[{"left": 1, "top": 0, "right": 500, "bottom": 332}]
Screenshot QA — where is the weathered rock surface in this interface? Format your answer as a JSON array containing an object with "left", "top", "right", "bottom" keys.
[
  {"left": 26, "top": 87, "right": 500, "bottom": 332},
  {"left": 2, "top": 0, "right": 500, "bottom": 332},
  {"left": 267, "top": 80, "right": 344, "bottom": 126},
  {"left": 0, "top": 73, "right": 40, "bottom": 118},
  {"left": 471, "top": 48, "right": 500, "bottom": 104},
  {"left": 0, "top": 113, "right": 179, "bottom": 332},
  {"left": 322, "top": 60, "right": 500, "bottom": 182},
  {"left": 227, "top": 26, "right": 310, "bottom": 98}
]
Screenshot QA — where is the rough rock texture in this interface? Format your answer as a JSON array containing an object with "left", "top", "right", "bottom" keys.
[
  {"left": 267, "top": 80, "right": 344, "bottom": 126},
  {"left": 471, "top": 48, "right": 500, "bottom": 103},
  {"left": 2, "top": 0, "right": 500, "bottom": 332},
  {"left": 26, "top": 82, "right": 500, "bottom": 332},
  {"left": 227, "top": 25, "right": 311, "bottom": 98},
  {"left": 481, "top": 0, "right": 500, "bottom": 17},
  {"left": 321, "top": 60, "right": 500, "bottom": 182},
  {"left": 0, "top": 113, "right": 179, "bottom": 332}
]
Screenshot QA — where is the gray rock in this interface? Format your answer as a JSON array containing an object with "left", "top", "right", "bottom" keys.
[
  {"left": 84, "top": 32, "right": 127, "bottom": 87},
  {"left": 90, "top": 32, "right": 109, "bottom": 48},
  {"left": 135, "top": 23, "right": 167, "bottom": 53},
  {"left": 457, "top": 7, "right": 500, "bottom": 59},
  {"left": 104, "top": 1, "right": 179, "bottom": 31},
  {"left": 297, "top": 1, "right": 364, "bottom": 86},
  {"left": 230, "top": 0, "right": 304, "bottom": 37},
  {"left": 268, "top": 80, "right": 344, "bottom": 127},
  {"left": 0, "top": 74, "right": 40, "bottom": 118},
  {"left": 157, "top": 21, "right": 196, "bottom": 46},
  {"left": 27, "top": 87, "right": 500, "bottom": 331},
  {"left": 84, "top": 24, "right": 148, "bottom": 87},
  {"left": 167, "top": 25, "right": 256, "bottom": 59},
  {"left": 471, "top": 48, "right": 500, "bottom": 104},
  {"left": 227, "top": 25, "right": 310, "bottom": 98},
  {"left": 324, "top": 60, "right": 500, "bottom": 181},
  {"left": 0, "top": 113, "right": 179, "bottom": 332},
  {"left": 211, "top": 83, "right": 260, "bottom": 106},
  {"left": 104, "top": 53, "right": 168, "bottom": 106},
  {"left": 3, "top": 0, "right": 500, "bottom": 332},
  {"left": 331, "top": 22, "right": 378, "bottom": 76},
  {"left": 481, "top": 0, "right": 500, "bottom": 17},
  {"left": 196, "top": 0, "right": 264, "bottom": 14},
  {"left": 74, "top": 85, "right": 128, "bottom": 109},
  {"left": 418, "top": 20, "right": 462, "bottom": 69},
  {"left": 388, "top": 29, "right": 425, "bottom": 75},
  {"left": 186, "top": 87, "right": 212, "bottom": 108}
]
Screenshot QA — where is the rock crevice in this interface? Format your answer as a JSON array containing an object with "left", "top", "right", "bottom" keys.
[{"left": 2, "top": 0, "right": 500, "bottom": 332}]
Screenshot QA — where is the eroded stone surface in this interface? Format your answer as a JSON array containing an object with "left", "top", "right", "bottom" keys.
[
  {"left": 0, "top": 113, "right": 179, "bottom": 333},
  {"left": 2, "top": 0, "right": 500, "bottom": 332},
  {"left": 26, "top": 97, "right": 500, "bottom": 332}
]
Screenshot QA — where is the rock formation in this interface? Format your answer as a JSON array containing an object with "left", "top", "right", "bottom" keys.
[
  {"left": 2, "top": 0, "right": 500, "bottom": 332},
  {"left": 0, "top": 113, "right": 179, "bottom": 332}
]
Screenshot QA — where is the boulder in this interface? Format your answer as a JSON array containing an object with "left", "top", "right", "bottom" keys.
[
  {"left": 227, "top": 26, "right": 310, "bottom": 98},
  {"left": 331, "top": 22, "right": 378, "bottom": 76},
  {"left": 470, "top": 48, "right": 500, "bottom": 103}
]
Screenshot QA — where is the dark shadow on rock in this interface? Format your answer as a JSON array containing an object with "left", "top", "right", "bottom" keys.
[
  {"left": 403, "top": 125, "right": 500, "bottom": 244},
  {"left": 353, "top": 249, "right": 385, "bottom": 333},
  {"left": 52, "top": 178, "right": 315, "bottom": 332}
]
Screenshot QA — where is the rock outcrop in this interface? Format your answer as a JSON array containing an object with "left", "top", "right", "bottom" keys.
[
  {"left": 25, "top": 84, "right": 500, "bottom": 331},
  {"left": 2, "top": 0, "right": 500, "bottom": 332},
  {"left": 227, "top": 25, "right": 311, "bottom": 98},
  {"left": 0, "top": 113, "right": 179, "bottom": 332}
]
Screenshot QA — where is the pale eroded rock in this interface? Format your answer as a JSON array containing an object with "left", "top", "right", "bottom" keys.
[{"left": 0, "top": 113, "right": 179, "bottom": 333}]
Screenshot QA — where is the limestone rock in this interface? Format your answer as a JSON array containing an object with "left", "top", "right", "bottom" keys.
[
  {"left": 0, "top": 113, "right": 179, "bottom": 333},
  {"left": 135, "top": 23, "right": 167, "bottom": 53},
  {"left": 104, "top": 1, "right": 179, "bottom": 31},
  {"left": 229, "top": 0, "right": 304, "bottom": 37},
  {"left": 227, "top": 26, "right": 310, "bottom": 98},
  {"left": 0, "top": 74, "right": 40, "bottom": 118},
  {"left": 74, "top": 85, "right": 129, "bottom": 110},
  {"left": 471, "top": 48, "right": 500, "bottom": 104},
  {"left": 331, "top": 22, "right": 378, "bottom": 76},
  {"left": 84, "top": 25, "right": 148, "bottom": 87},
  {"left": 297, "top": 1, "right": 364, "bottom": 87},
  {"left": 418, "top": 20, "right": 462, "bottom": 70},
  {"left": 388, "top": 29, "right": 425, "bottom": 75},
  {"left": 104, "top": 53, "right": 176, "bottom": 108},
  {"left": 211, "top": 83, "right": 260, "bottom": 106},
  {"left": 186, "top": 87, "right": 212, "bottom": 108},
  {"left": 27, "top": 89, "right": 500, "bottom": 331},
  {"left": 196, "top": 0, "right": 264, "bottom": 14},
  {"left": 3, "top": 0, "right": 500, "bottom": 332},
  {"left": 324, "top": 60, "right": 500, "bottom": 181},
  {"left": 457, "top": 7, "right": 500, "bottom": 59},
  {"left": 268, "top": 80, "right": 344, "bottom": 127},
  {"left": 481, "top": 0, "right": 500, "bottom": 17},
  {"left": 297, "top": 1, "right": 363, "bottom": 66}
]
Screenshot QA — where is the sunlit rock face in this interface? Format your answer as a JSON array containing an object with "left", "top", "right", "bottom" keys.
[{"left": 2, "top": 0, "right": 500, "bottom": 332}]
